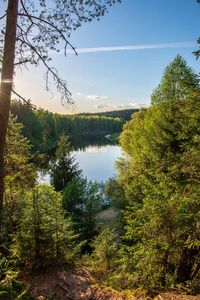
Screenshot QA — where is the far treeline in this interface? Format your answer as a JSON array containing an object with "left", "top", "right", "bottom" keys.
[
  {"left": 75, "top": 108, "right": 139, "bottom": 121},
  {"left": 10, "top": 102, "right": 128, "bottom": 152}
]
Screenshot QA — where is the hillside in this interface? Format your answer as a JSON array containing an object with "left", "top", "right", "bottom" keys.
[{"left": 18, "top": 265, "right": 200, "bottom": 300}]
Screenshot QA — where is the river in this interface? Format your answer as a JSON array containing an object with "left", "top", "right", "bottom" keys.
[{"left": 38, "top": 134, "right": 122, "bottom": 184}]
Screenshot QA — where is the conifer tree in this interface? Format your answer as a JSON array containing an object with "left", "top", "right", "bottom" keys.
[
  {"left": 151, "top": 55, "right": 199, "bottom": 105},
  {"left": 116, "top": 56, "right": 200, "bottom": 287},
  {"left": 62, "top": 178, "right": 102, "bottom": 247},
  {"left": 3, "top": 114, "right": 36, "bottom": 238},
  {"left": 15, "top": 183, "right": 80, "bottom": 262},
  {"left": 50, "top": 134, "right": 82, "bottom": 191},
  {"left": 91, "top": 224, "right": 117, "bottom": 272}
]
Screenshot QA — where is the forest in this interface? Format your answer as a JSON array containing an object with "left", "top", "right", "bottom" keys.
[
  {"left": 75, "top": 109, "right": 139, "bottom": 121},
  {"left": 1, "top": 55, "right": 200, "bottom": 299},
  {"left": 10, "top": 101, "right": 125, "bottom": 152}
]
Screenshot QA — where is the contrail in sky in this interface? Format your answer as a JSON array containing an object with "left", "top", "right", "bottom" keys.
[{"left": 64, "top": 42, "right": 196, "bottom": 54}]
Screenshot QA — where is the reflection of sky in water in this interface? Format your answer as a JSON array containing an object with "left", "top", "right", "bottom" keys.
[
  {"left": 73, "top": 145, "right": 121, "bottom": 182},
  {"left": 38, "top": 144, "right": 121, "bottom": 184}
]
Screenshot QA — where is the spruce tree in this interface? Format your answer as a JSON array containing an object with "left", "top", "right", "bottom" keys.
[
  {"left": 50, "top": 134, "right": 82, "bottom": 191},
  {"left": 116, "top": 57, "right": 200, "bottom": 287},
  {"left": 15, "top": 184, "right": 80, "bottom": 263}
]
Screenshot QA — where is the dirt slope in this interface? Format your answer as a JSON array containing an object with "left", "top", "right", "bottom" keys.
[
  {"left": 19, "top": 265, "right": 200, "bottom": 300},
  {"left": 20, "top": 265, "right": 123, "bottom": 299}
]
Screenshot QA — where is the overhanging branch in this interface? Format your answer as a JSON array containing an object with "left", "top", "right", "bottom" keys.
[
  {"left": 11, "top": 89, "right": 37, "bottom": 110},
  {"left": 16, "top": 36, "right": 74, "bottom": 107}
]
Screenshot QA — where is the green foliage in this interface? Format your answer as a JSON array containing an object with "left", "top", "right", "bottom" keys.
[
  {"left": 50, "top": 134, "right": 82, "bottom": 191},
  {"left": 151, "top": 55, "right": 199, "bottom": 105},
  {"left": 3, "top": 114, "right": 36, "bottom": 239},
  {"left": 62, "top": 178, "right": 103, "bottom": 248},
  {"left": 76, "top": 109, "right": 139, "bottom": 121},
  {"left": 10, "top": 100, "right": 43, "bottom": 152},
  {"left": 10, "top": 100, "right": 125, "bottom": 152},
  {"left": 90, "top": 224, "right": 118, "bottom": 273},
  {"left": 4, "top": 114, "right": 35, "bottom": 191},
  {"left": 105, "top": 177, "right": 125, "bottom": 210},
  {"left": 0, "top": 254, "right": 33, "bottom": 299},
  {"left": 115, "top": 57, "right": 200, "bottom": 288},
  {"left": 108, "top": 133, "right": 120, "bottom": 143},
  {"left": 14, "top": 184, "right": 81, "bottom": 264}
]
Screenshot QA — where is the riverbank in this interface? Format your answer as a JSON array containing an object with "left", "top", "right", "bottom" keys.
[{"left": 105, "top": 132, "right": 120, "bottom": 143}]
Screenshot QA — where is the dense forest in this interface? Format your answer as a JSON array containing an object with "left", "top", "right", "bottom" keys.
[
  {"left": 75, "top": 108, "right": 139, "bottom": 121},
  {"left": 10, "top": 101, "right": 125, "bottom": 152},
  {"left": 1, "top": 56, "right": 200, "bottom": 298}
]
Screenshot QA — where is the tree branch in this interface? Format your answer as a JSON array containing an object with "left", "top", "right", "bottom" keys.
[
  {"left": 17, "top": 13, "right": 77, "bottom": 55},
  {"left": 16, "top": 36, "right": 74, "bottom": 107},
  {"left": 11, "top": 89, "right": 37, "bottom": 110},
  {"left": 0, "top": 14, "right": 7, "bottom": 21},
  {"left": 14, "top": 59, "right": 31, "bottom": 66}
]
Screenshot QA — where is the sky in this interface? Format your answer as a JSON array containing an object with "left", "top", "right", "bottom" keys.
[{"left": 12, "top": 0, "right": 200, "bottom": 114}]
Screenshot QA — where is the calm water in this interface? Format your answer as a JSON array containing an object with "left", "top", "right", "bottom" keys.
[
  {"left": 38, "top": 135, "right": 122, "bottom": 184},
  {"left": 73, "top": 144, "right": 121, "bottom": 182}
]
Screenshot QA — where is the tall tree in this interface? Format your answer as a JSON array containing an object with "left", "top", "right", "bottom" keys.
[
  {"left": 4, "top": 114, "right": 35, "bottom": 237},
  {"left": 116, "top": 57, "right": 200, "bottom": 287},
  {"left": 151, "top": 55, "right": 199, "bottom": 105},
  {"left": 50, "top": 134, "right": 82, "bottom": 191},
  {"left": 0, "top": 0, "right": 122, "bottom": 235},
  {"left": 15, "top": 183, "right": 80, "bottom": 262},
  {"left": 62, "top": 177, "right": 103, "bottom": 248},
  {"left": 0, "top": 0, "right": 19, "bottom": 238}
]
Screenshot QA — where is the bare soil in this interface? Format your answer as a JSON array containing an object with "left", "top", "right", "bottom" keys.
[
  {"left": 19, "top": 265, "right": 123, "bottom": 299},
  {"left": 19, "top": 265, "right": 200, "bottom": 300}
]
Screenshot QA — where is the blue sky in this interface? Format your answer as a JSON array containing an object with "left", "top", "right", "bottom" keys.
[{"left": 14, "top": 0, "right": 200, "bottom": 114}]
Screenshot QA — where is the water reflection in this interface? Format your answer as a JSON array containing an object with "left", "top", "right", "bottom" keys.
[
  {"left": 70, "top": 134, "right": 114, "bottom": 151},
  {"left": 73, "top": 144, "right": 121, "bottom": 182},
  {"left": 38, "top": 134, "right": 121, "bottom": 184}
]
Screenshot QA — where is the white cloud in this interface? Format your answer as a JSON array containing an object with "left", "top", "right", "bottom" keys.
[
  {"left": 63, "top": 42, "right": 196, "bottom": 54},
  {"left": 87, "top": 95, "right": 108, "bottom": 100}
]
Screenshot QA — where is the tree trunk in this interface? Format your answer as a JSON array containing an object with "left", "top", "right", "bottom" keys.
[
  {"left": 174, "top": 246, "right": 199, "bottom": 283},
  {"left": 174, "top": 232, "right": 200, "bottom": 283},
  {"left": 0, "top": 0, "right": 18, "bottom": 237}
]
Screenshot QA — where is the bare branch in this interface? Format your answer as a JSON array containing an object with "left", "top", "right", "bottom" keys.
[
  {"left": 14, "top": 59, "right": 31, "bottom": 66},
  {"left": 17, "top": 13, "right": 77, "bottom": 55},
  {"left": 0, "top": 14, "right": 7, "bottom": 21},
  {"left": 16, "top": 36, "right": 74, "bottom": 107},
  {"left": 19, "top": 0, "right": 34, "bottom": 25},
  {"left": 11, "top": 89, "right": 37, "bottom": 110}
]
